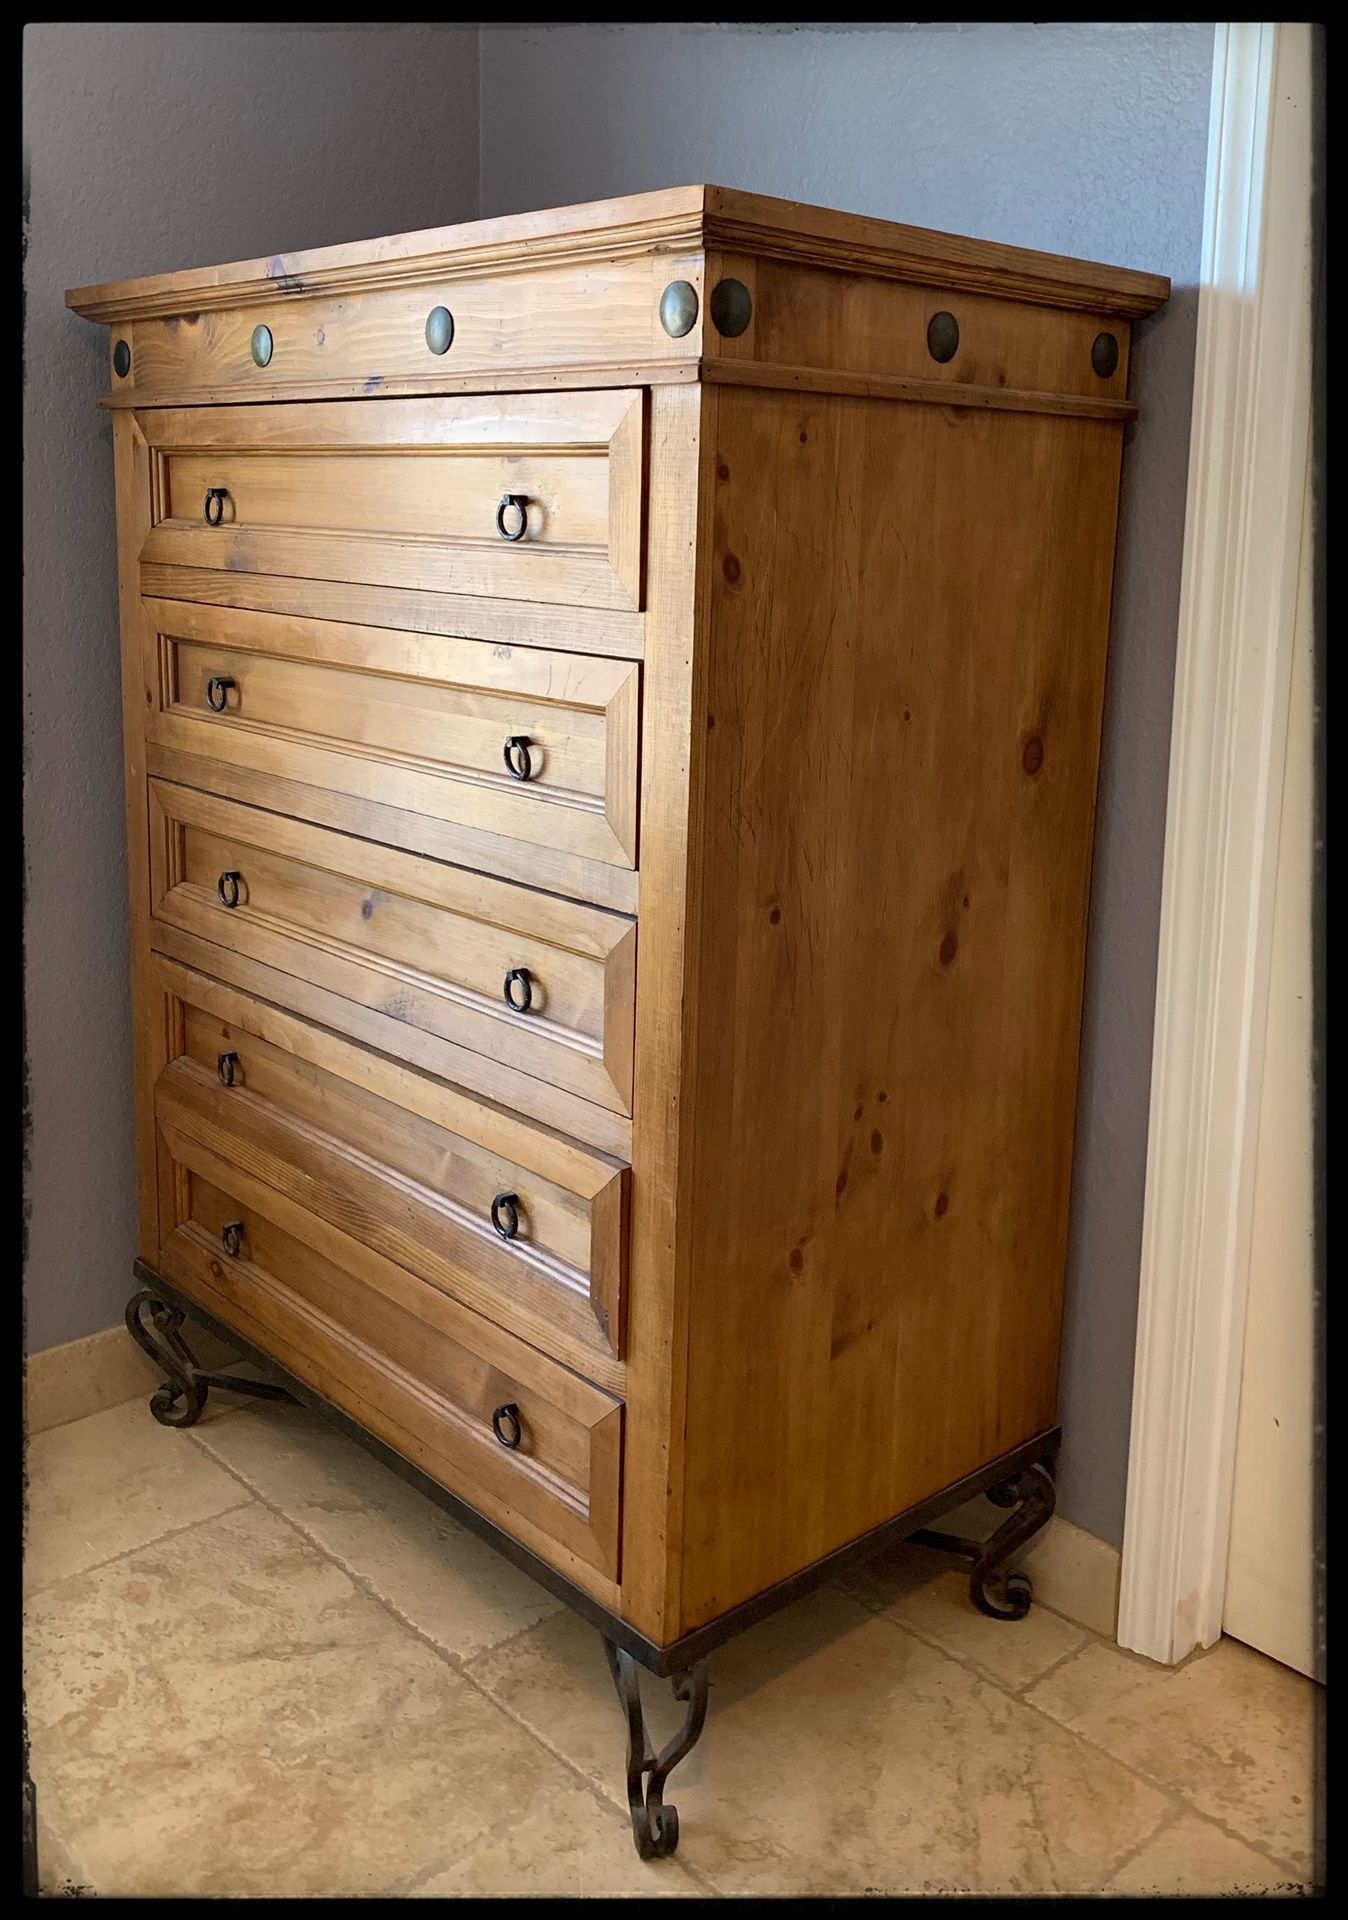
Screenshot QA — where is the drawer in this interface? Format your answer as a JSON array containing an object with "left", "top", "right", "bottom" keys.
[
  {"left": 148, "top": 781, "right": 636, "bottom": 1141},
  {"left": 145, "top": 599, "right": 639, "bottom": 881},
  {"left": 155, "top": 1125, "right": 623, "bottom": 1586},
  {"left": 138, "top": 391, "right": 645, "bottom": 612},
  {"left": 151, "top": 955, "right": 629, "bottom": 1374}
]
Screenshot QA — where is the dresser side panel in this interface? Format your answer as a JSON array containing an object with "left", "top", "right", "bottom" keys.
[
  {"left": 112, "top": 411, "right": 168, "bottom": 1260},
  {"left": 617, "top": 382, "right": 716, "bottom": 1640},
  {"left": 676, "top": 382, "right": 1126, "bottom": 1632}
]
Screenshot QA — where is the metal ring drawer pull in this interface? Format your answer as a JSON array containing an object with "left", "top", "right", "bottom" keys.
[
  {"left": 217, "top": 871, "right": 242, "bottom": 909},
  {"left": 491, "top": 1401, "right": 522, "bottom": 1449},
  {"left": 496, "top": 493, "right": 529, "bottom": 541},
  {"left": 203, "top": 488, "right": 229, "bottom": 526},
  {"left": 503, "top": 968, "right": 533, "bottom": 1014},
  {"left": 205, "top": 675, "right": 236, "bottom": 713},
  {"left": 222, "top": 1220, "right": 245, "bottom": 1258},
  {"left": 217, "top": 1051, "right": 239, "bottom": 1087},
  {"left": 503, "top": 735, "right": 533, "bottom": 781},
  {"left": 490, "top": 1192, "right": 520, "bottom": 1241}
]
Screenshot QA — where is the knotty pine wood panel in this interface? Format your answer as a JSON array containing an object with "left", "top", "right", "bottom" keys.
[
  {"left": 145, "top": 598, "right": 640, "bottom": 879},
  {"left": 615, "top": 382, "right": 715, "bottom": 1643},
  {"left": 675, "top": 385, "right": 1124, "bottom": 1632},
  {"left": 147, "top": 780, "right": 636, "bottom": 1118},
  {"left": 139, "top": 393, "right": 645, "bottom": 612},
  {"left": 159, "top": 1143, "right": 622, "bottom": 1585},
  {"left": 137, "top": 565, "right": 645, "bottom": 662},
  {"left": 112, "top": 413, "right": 165, "bottom": 1262},
  {"left": 158, "top": 967, "right": 628, "bottom": 1375},
  {"left": 703, "top": 252, "right": 1133, "bottom": 404},
  {"left": 106, "top": 253, "right": 699, "bottom": 407}
]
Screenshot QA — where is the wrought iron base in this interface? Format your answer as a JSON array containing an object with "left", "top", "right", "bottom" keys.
[
  {"left": 604, "top": 1640, "right": 709, "bottom": 1859},
  {"left": 124, "top": 1263, "right": 1062, "bottom": 1864},
  {"left": 908, "top": 1459, "right": 1057, "bottom": 1620},
  {"left": 125, "top": 1286, "right": 297, "bottom": 1429}
]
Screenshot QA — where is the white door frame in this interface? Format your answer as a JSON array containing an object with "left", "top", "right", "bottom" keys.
[{"left": 1117, "top": 21, "right": 1316, "bottom": 1666}]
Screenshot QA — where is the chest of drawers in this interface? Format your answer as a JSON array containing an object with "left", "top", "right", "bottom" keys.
[{"left": 69, "top": 186, "right": 1167, "bottom": 1862}]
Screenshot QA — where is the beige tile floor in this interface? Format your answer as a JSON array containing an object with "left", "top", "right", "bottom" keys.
[{"left": 24, "top": 1392, "right": 1321, "bottom": 1898}]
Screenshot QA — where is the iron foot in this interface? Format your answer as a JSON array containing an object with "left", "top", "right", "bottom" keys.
[
  {"left": 909, "top": 1459, "right": 1057, "bottom": 1620},
  {"left": 125, "top": 1286, "right": 296, "bottom": 1430},
  {"left": 604, "top": 1640, "right": 708, "bottom": 1859}
]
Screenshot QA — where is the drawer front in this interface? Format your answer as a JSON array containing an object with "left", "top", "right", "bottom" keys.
[
  {"left": 139, "top": 392, "right": 645, "bottom": 612},
  {"left": 148, "top": 781, "right": 636, "bottom": 1137},
  {"left": 155, "top": 1125, "right": 623, "bottom": 1585},
  {"left": 146, "top": 599, "right": 639, "bottom": 879},
  {"left": 151, "top": 955, "right": 629, "bottom": 1373}
]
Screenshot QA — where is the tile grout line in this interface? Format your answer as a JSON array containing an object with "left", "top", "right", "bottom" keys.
[
  {"left": 450, "top": 1656, "right": 721, "bottom": 1898},
  {"left": 1091, "top": 1807, "right": 1188, "bottom": 1892},
  {"left": 1008, "top": 1676, "right": 1312, "bottom": 1883},
  {"left": 25, "top": 1487, "right": 256, "bottom": 1601},
  {"left": 184, "top": 1427, "right": 714, "bottom": 1895},
  {"left": 187, "top": 1424, "right": 560, "bottom": 1679},
  {"left": 39, "top": 1414, "right": 1308, "bottom": 1896},
  {"left": 817, "top": 1580, "right": 1182, "bottom": 1894},
  {"left": 850, "top": 1597, "right": 1308, "bottom": 1887}
]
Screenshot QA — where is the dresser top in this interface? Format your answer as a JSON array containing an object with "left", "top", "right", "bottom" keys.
[{"left": 66, "top": 183, "right": 1169, "bottom": 325}]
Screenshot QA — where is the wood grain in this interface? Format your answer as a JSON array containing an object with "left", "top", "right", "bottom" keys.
[
  {"left": 144, "top": 598, "right": 642, "bottom": 883},
  {"left": 80, "top": 193, "right": 1160, "bottom": 1659},
  {"left": 148, "top": 779, "right": 637, "bottom": 1120},
  {"left": 143, "top": 740, "right": 640, "bottom": 918},
  {"left": 616, "top": 382, "right": 715, "bottom": 1641},
  {"left": 138, "top": 566, "right": 645, "bottom": 662},
  {"left": 674, "top": 385, "right": 1124, "bottom": 1631},
  {"left": 159, "top": 1136, "right": 623, "bottom": 1582},
  {"left": 139, "top": 393, "right": 645, "bottom": 613},
  {"left": 703, "top": 251, "right": 1134, "bottom": 405},
  {"left": 112, "top": 412, "right": 164, "bottom": 1260}
]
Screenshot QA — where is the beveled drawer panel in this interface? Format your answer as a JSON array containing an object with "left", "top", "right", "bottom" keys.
[
  {"left": 148, "top": 781, "right": 636, "bottom": 1145},
  {"left": 151, "top": 955, "right": 629, "bottom": 1374},
  {"left": 145, "top": 598, "right": 639, "bottom": 879},
  {"left": 139, "top": 392, "right": 645, "bottom": 612},
  {"left": 155, "top": 1127, "right": 623, "bottom": 1587}
]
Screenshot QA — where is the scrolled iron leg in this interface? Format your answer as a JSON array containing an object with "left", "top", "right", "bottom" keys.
[
  {"left": 125, "top": 1286, "right": 296, "bottom": 1430},
  {"left": 604, "top": 1640, "right": 708, "bottom": 1859},
  {"left": 910, "top": 1458, "right": 1057, "bottom": 1621}
]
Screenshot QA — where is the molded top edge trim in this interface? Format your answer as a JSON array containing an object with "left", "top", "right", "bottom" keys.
[{"left": 66, "top": 183, "right": 1170, "bottom": 324}]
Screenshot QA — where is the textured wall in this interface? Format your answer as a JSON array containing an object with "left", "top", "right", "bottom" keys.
[
  {"left": 22, "top": 23, "right": 479, "bottom": 1354},
  {"left": 478, "top": 22, "right": 1214, "bottom": 1542}
]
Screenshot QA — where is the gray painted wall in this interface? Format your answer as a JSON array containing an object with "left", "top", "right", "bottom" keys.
[
  {"left": 478, "top": 21, "right": 1213, "bottom": 1543},
  {"left": 22, "top": 23, "right": 480, "bottom": 1356},
  {"left": 25, "top": 21, "right": 1212, "bottom": 1544}
]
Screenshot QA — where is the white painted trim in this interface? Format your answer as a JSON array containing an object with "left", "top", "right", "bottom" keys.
[{"left": 1118, "top": 21, "right": 1315, "bottom": 1665}]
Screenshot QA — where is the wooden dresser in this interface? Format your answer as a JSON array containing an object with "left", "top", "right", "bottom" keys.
[{"left": 68, "top": 187, "right": 1167, "bottom": 1860}]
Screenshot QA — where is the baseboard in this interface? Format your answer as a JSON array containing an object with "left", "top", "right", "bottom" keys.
[
  {"left": 1017, "top": 1515, "right": 1123, "bottom": 1638},
  {"left": 932, "top": 1491, "right": 1123, "bottom": 1640},
  {"left": 24, "top": 1318, "right": 240, "bottom": 1437}
]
